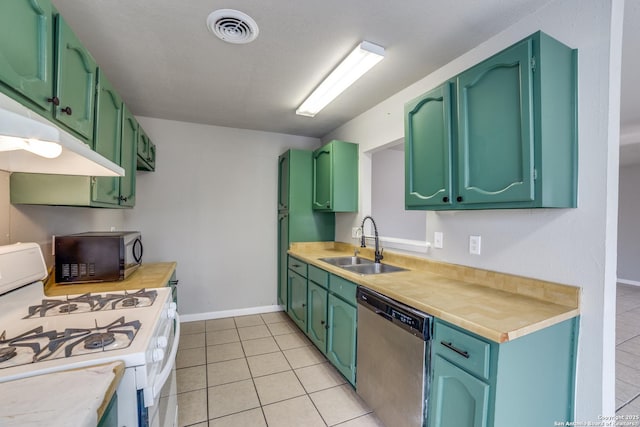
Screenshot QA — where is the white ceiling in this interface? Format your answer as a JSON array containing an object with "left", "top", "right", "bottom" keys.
[
  {"left": 50, "top": 0, "right": 640, "bottom": 169},
  {"left": 51, "top": 0, "right": 559, "bottom": 139}
]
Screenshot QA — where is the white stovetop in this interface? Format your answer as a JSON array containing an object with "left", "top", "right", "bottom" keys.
[{"left": 0, "top": 282, "right": 172, "bottom": 383}]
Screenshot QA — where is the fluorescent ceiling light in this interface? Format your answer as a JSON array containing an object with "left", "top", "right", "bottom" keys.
[{"left": 296, "top": 41, "right": 385, "bottom": 118}]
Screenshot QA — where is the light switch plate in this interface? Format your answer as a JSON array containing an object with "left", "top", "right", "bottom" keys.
[
  {"left": 434, "top": 232, "right": 443, "bottom": 249},
  {"left": 469, "top": 235, "right": 481, "bottom": 255}
]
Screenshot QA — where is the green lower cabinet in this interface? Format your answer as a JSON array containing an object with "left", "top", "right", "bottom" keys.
[
  {"left": 287, "top": 270, "right": 307, "bottom": 332},
  {"left": 429, "top": 317, "right": 578, "bottom": 427},
  {"left": 429, "top": 355, "right": 490, "bottom": 427},
  {"left": 307, "top": 281, "right": 328, "bottom": 351},
  {"left": 97, "top": 392, "right": 118, "bottom": 427},
  {"left": 326, "top": 293, "right": 357, "bottom": 386}
]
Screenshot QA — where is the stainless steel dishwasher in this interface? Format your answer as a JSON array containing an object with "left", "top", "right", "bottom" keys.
[{"left": 356, "top": 286, "right": 432, "bottom": 427}]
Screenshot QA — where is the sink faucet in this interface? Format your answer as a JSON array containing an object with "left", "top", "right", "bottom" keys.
[{"left": 360, "top": 216, "right": 384, "bottom": 263}]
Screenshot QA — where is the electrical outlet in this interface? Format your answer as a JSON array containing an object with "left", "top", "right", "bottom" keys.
[
  {"left": 434, "top": 232, "right": 443, "bottom": 249},
  {"left": 469, "top": 235, "right": 481, "bottom": 255},
  {"left": 352, "top": 227, "right": 362, "bottom": 238}
]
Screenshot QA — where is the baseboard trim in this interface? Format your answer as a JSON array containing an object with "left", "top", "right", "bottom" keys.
[
  {"left": 617, "top": 278, "right": 640, "bottom": 287},
  {"left": 179, "top": 304, "right": 284, "bottom": 323}
]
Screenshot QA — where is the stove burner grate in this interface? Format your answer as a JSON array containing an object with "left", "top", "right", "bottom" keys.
[
  {"left": 59, "top": 303, "right": 78, "bottom": 314},
  {"left": 121, "top": 297, "right": 138, "bottom": 307},
  {"left": 23, "top": 288, "right": 158, "bottom": 318},
  {"left": 0, "top": 346, "right": 17, "bottom": 363},
  {"left": 83, "top": 333, "right": 116, "bottom": 350}
]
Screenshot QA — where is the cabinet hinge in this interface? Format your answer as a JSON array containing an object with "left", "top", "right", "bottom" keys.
[
  {"left": 530, "top": 57, "right": 536, "bottom": 72},
  {"left": 533, "top": 169, "right": 538, "bottom": 180}
]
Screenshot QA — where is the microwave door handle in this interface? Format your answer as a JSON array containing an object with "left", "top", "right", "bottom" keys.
[
  {"left": 133, "top": 238, "right": 143, "bottom": 263},
  {"left": 152, "top": 313, "right": 180, "bottom": 400}
]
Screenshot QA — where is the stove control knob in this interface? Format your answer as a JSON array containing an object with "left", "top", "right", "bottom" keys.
[
  {"left": 166, "top": 302, "right": 177, "bottom": 319},
  {"left": 156, "top": 336, "right": 168, "bottom": 349},
  {"left": 152, "top": 348, "right": 165, "bottom": 362}
]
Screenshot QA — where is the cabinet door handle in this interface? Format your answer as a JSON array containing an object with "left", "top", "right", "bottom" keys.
[
  {"left": 302, "top": 303, "right": 306, "bottom": 307},
  {"left": 456, "top": 196, "right": 463, "bottom": 202},
  {"left": 291, "top": 264, "right": 300, "bottom": 268},
  {"left": 440, "top": 341, "right": 470, "bottom": 359},
  {"left": 47, "top": 96, "right": 60, "bottom": 106},
  {"left": 61, "top": 106, "right": 73, "bottom": 115},
  {"left": 442, "top": 196, "right": 449, "bottom": 203},
  {"left": 320, "top": 320, "right": 325, "bottom": 325}
]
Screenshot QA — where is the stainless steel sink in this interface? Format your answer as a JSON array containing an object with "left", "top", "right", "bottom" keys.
[
  {"left": 343, "top": 263, "right": 407, "bottom": 275},
  {"left": 319, "top": 256, "right": 406, "bottom": 275},
  {"left": 320, "top": 256, "right": 375, "bottom": 266}
]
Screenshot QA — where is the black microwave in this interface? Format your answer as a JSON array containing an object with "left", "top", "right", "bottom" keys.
[{"left": 54, "top": 232, "right": 143, "bottom": 283}]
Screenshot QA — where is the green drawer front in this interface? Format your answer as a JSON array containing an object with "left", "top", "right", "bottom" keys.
[
  {"left": 309, "top": 265, "right": 329, "bottom": 288},
  {"left": 434, "top": 322, "right": 491, "bottom": 381},
  {"left": 288, "top": 257, "right": 308, "bottom": 278},
  {"left": 329, "top": 274, "right": 357, "bottom": 305}
]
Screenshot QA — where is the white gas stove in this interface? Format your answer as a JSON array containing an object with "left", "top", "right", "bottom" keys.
[{"left": 0, "top": 242, "right": 179, "bottom": 427}]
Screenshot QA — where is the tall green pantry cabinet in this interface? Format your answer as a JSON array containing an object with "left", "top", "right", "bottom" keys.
[{"left": 277, "top": 150, "right": 334, "bottom": 309}]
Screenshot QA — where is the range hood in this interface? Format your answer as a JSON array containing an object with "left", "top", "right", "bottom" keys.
[{"left": 0, "top": 93, "right": 124, "bottom": 177}]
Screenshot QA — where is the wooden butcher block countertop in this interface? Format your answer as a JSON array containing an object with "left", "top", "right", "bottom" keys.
[
  {"left": 289, "top": 242, "right": 580, "bottom": 343},
  {"left": 44, "top": 262, "right": 177, "bottom": 296}
]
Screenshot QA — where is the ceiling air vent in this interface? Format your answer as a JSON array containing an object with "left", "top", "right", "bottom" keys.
[{"left": 206, "top": 9, "right": 259, "bottom": 44}]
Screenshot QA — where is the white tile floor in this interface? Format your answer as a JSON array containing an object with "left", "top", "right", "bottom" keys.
[
  {"left": 617, "top": 284, "right": 640, "bottom": 415},
  {"left": 176, "top": 312, "right": 384, "bottom": 427},
  {"left": 176, "top": 285, "right": 640, "bottom": 425}
]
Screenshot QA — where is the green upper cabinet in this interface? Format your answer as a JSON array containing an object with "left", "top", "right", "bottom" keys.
[
  {"left": 136, "top": 127, "right": 156, "bottom": 171},
  {"left": 120, "top": 106, "right": 137, "bottom": 207},
  {"left": 456, "top": 38, "right": 534, "bottom": 206},
  {"left": 93, "top": 70, "right": 123, "bottom": 205},
  {"left": 54, "top": 14, "right": 97, "bottom": 143},
  {"left": 405, "top": 83, "right": 454, "bottom": 208},
  {"left": 277, "top": 150, "right": 335, "bottom": 310},
  {"left": 312, "top": 140, "right": 358, "bottom": 212},
  {"left": 0, "top": 0, "right": 55, "bottom": 113},
  {"left": 405, "top": 31, "right": 577, "bottom": 210},
  {"left": 11, "top": 82, "right": 137, "bottom": 208},
  {"left": 278, "top": 153, "right": 290, "bottom": 211}
]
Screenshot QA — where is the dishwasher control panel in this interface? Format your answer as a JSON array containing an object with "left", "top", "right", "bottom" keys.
[{"left": 357, "top": 286, "right": 432, "bottom": 340}]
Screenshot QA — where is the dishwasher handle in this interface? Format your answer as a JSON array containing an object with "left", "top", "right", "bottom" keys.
[{"left": 375, "top": 309, "right": 393, "bottom": 322}]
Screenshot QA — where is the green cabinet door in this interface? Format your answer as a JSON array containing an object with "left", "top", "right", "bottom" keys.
[
  {"left": 0, "top": 0, "right": 54, "bottom": 113},
  {"left": 405, "top": 83, "right": 454, "bottom": 208},
  {"left": 278, "top": 152, "right": 290, "bottom": 211},
  {"left": 307, "top": 281, "right": 328, "bottom": 351},
  {"left": 429, "top": 355, "right": 490, "bottom": 427},
  {"left": 120, "top": 106, "right": 137, "bottom": 207},
  {"left": 312, "top": 147, "right": 332, "bottom": 210},
  {"left": 54, "top": 15, "right": 97, "bottom": 142},
  {"left": 277, "top": 213, "right": 289, "bottom": 308},
  {"left": 326, "top": 293, "right": 357, "bottom": 385},
  {"left": 92, "top": 70, "right": 122, "bottom": 205},
  {"left": 456, "top": 38, "right": 534, "bottom": 205},
  {"left": 287, "top": 270, "right": 307, "bottom": 332},
  {"left": 136, "top": 127, "right": 156, "bottom": 171},
  {"left": 312, "top": 140, "right": 358, "bottom": 212},
  {"left": 97, "top": 392, "right": 118, "bottom": 427}
]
